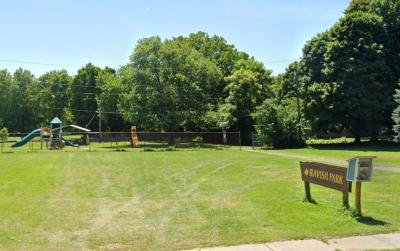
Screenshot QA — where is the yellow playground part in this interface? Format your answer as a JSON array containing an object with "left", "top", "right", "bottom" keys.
[{"left": 131, "top": 126, "right": 140, "bottom": 148}]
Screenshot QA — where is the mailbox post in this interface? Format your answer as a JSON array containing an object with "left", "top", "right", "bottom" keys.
[{"left": 346, "top": 156, "right": 375, "bottom": 215}]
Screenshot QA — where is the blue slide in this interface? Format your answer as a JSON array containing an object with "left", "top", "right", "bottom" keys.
[{"left": 11, "top": 129, "right": 41, "bottom": 148}]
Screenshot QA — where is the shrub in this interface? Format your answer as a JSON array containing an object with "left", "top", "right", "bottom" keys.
[
  {"left": 165, "top": 146, "right": 176, "bottom": 151},
  {"left": 0, "top": 127, "right": 8, "bottom": 153},
  {"left": 253, "top": 99, "right": 305, "bottom": 148},
  {"left": 192, "top": 136, "right": 204, "bottom": 148}
]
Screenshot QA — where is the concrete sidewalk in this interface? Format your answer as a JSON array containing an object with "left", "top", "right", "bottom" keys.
[{"left": 185, "top": 232, "right": 400, "bottom": 251}]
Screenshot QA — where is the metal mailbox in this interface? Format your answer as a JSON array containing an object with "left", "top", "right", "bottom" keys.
[{"left": 346, "top": 156, "right": 375, "bottom": 182}]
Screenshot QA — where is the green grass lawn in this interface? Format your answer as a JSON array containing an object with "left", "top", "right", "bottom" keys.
[
  {"left": 0, "top": 148, "right": 399, "bottom": 250},
  {"left": 253, "top": 143, "right": 400, "bottom": 168}
]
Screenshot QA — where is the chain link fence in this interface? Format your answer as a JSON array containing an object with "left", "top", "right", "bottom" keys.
[{"left": 4, "top": 131, "right": 241, "bottom": 152}]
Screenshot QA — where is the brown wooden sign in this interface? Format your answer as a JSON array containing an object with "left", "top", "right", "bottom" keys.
[{"left": 300, "top": 162, "right": 350, "bottom": 192}]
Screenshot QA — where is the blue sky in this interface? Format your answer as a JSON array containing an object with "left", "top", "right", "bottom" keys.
[{"left": 0, "top": 0, "right": 350, "bottom": 76}]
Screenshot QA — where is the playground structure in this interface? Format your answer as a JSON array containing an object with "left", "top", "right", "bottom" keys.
[
  {"left": 130, "top": 126, "right": 140, "bottom": 148},
  {"left": 10, "top": 120, "right": 241, "bottom": 151},
  {"left": 11, "top": 117, "right": 91, "bottom": 149}
]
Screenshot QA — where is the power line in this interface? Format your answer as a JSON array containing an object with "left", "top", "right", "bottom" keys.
[
  {"left": 0, "top": 58, "right": 296, "bottom": 68},
  {"left": 36, "top": 90, "right": 228, "bottom": 99},
  {"left": 0, "top": 58, "right": 81, "bottom": 68},
  {"left": 51, "top": 91, "right": 122, "bottom": 96},
  {"left": 53, "top": 107, "right": 122, "bottom": 114},
  {"left": 85, "top": 111, "right": 98, "bottom": 128},
  {"left": 264, "top": 59, "right": 297, "bottom": 64}
]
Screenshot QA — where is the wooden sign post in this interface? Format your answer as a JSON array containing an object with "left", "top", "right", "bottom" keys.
[
  {"left": 355, "top": 181, "right": 362, "bottom": 215},
  {"left": 346, "top": 156, "right": 375, "bottom": 216},
  {"left": 300, "top": 162, "right": 351, "bottom": 208}
]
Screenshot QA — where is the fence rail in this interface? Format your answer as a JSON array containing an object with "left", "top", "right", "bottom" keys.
[{"left": 4, "top": 131, "right": 241, "bottom": 151}]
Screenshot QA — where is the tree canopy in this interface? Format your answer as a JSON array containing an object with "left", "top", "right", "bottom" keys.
[{"left": 284, "top": 0, "right": 400, "bottom": 143}]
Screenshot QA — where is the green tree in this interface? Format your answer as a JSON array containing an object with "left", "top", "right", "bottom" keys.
[
  {"left": 346, "top": 0, "right": 400, "bottom": 139},
  {"left": 269, "top": 74, "right": 285, "bottom": 98},
  {"left": 346, "top": 0, "right": 400, "bottom": 82},
  {"left": 185, "top": 32, "right": 248, "bottom": 102},
  {"left": 302, "top": 32, "right": 330, "bottom": 83},
  {"left": 0, "top": 127, "right": 8, "bottom": 153},
  {"left": 186, "top": 32, "right": 246, "bottom": 77},
  {"left": 218, "top": 58, "right": 272, "bottom": 144},
  {"left": 119, "top": 37, "right": 222, "bottom": 131},
  {"left": 253, "top": 99, "right": 305, "bottom": 149},
  {"left": 27, "top": 70, "right": 72, "bottom": 128},
  {"left": 324, "top": 12, "right": 391, "bottom": 142},
  {"left": 26, "top": 79, "right": 54, "bottom": 128},
  {"left": 96, "top": 70, "right": 126, "bottom": 131},
  {"left": 300, "top": 32, "right": 336, "bottom": 137},
  {"left": 280, "top": 62, "right": 308, "bottom": 117},
  {"left": 40, "top": 70, "right": 72, "bottom": 122},
  {"left": 119, "top": 37, "right": 163, "bottom": 130},
  {"left": 70, "top": 64, "right": 102, "bottom": 130},
  {"left": 300, "top": 11, "right": 393, "bottom": 142},
  {"left": 0, "top": 70, "right": 12, "bottom": 129},
  {"left": 9, "top": 68, "right": 35, "bottom": 132}
]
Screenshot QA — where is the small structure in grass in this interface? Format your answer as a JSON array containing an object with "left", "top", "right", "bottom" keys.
[
  {"left": 192, "top": 136, "right": 204, "bottom": 148},
  {"left": 0, "top": 127, "right": 8, "bottom": 153}
]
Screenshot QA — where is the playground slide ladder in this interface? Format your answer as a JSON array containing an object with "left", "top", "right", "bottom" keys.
[{"left": 51, "top": 136, "right": 61, "bottom": 149}]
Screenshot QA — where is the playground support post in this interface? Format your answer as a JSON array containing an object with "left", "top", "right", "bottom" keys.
[{"left": 59, "top": 127, "right": 62, "bottom": 151}]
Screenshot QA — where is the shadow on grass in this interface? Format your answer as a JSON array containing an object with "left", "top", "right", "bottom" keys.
[
  {"left": 303, "top": 198, "right": 318, "bottom": 205},
  {"left": 335, "top": 208, "right": 389, "bottom": 226},
  {"left": 308, "top": 142, "right": 400, "bottom": 153},
  {"left": 95, "top": 142, "right": 232, "bottom": 151},
  {"left": 355, "top": 215, "right": 389, "bottom": 226},
  {"left": 345, "top": 209, "right": 390, "bottom": 226},
  {"left": 0, "top": 151, "right": 14, "bottom": 154}
]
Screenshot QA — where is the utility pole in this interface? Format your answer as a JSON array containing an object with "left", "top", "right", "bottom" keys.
[
  {"left": 293, "top": 70, "right": 301, "bottom": 124},
  {"left": 98, "top": 108, "right": 102, "bottom": 143},
  {"left": 293, "top": 66, "right": 302, "bottom": 143}
]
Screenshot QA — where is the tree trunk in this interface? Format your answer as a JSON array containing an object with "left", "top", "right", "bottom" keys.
[
  {"left": 353, "top": 121, "right": 362, "bottom": 144},
  {"left": 370, "top": 127, "right": 379, "bottom": 143},
  {"left": 370, "top": 134, "right": 379, "bottom": 143}
]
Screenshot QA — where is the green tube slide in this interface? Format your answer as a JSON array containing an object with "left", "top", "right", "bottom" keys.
[
  {"left": 62, "top": 137, "right": 79, "bottom": 147},
  {"left": 11, "top": 128, "right": 41, "bottom": 148}
]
